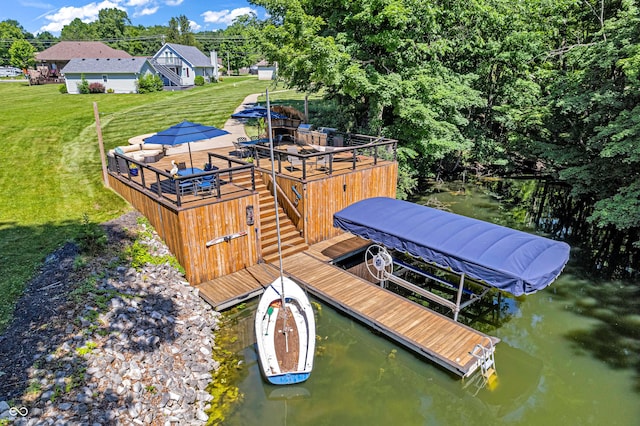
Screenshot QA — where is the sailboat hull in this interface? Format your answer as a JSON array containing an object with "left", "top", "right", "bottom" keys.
[{"left": 255, "top": 277, "right": 315, "bottom": 385}]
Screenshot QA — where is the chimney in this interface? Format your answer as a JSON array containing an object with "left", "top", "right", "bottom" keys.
[{"left": 210, "top": 51, "right": 219, "bottom": 82}]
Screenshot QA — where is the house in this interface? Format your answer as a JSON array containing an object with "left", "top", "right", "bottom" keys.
[
  {"left": 61, "top": 57, "right": 156, "bottom": 94},
  {"left": 255, "top": 60, "right": 277, "bottom": 80},
  {"left": 35, "top": 41, "right": 131, "bottom": 78},
  {"left": 151, "top": 43, "right": 216, "bottom": 87}
]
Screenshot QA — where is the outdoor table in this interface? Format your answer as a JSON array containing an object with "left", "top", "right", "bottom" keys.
[
  {"left": 178, "top": 167, "right": 203, "bottom": 176},
  {"left": 240, "top": 138, "right": 270, "bottom": 146}
]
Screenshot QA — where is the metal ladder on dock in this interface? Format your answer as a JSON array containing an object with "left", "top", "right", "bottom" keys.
[{"left": 465, "top": 337, "right": 497, "bottom": 394}]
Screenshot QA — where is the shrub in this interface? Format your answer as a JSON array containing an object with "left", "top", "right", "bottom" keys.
[
  {"left": 59, "top": 84, "right": 67, "bottom": 94},
  {"left": 77, "top": 76, "right": 89, "bottom": 94},
  {"left": 89, "top": 82, "right": 105, "bottom": 93},
  {"left": 107, "top": 88, "right": 114, "bottom": 93},
  {"left": 77, "top": 214, "right": 107, "bottom": 255},
  {"left": 194, "top": 75, "right": 205, "bottom": 86},
  {"left": 137, "top": 74, "right": 163, "bottom": 93}
]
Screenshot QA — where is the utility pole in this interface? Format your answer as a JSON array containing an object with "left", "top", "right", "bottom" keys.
[{"left": 227, "top": 52, "right": 230, "bottom": 76}]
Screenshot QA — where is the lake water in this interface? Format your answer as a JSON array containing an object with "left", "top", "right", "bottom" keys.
[{"left": 224, "top": 181, "right": 639, "bottom": 425}]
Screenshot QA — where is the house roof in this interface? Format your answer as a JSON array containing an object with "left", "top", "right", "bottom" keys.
[
  {"left": 158, "top": 43, "right": 212, "bottom": 68},
  {"left": 36, "top": 41, "right": 132, "bottom": 61},
  {"left": 61, "top": 57, "right": 151, "bottom": 74}
]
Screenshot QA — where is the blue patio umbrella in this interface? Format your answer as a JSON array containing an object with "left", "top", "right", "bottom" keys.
[
  {"left": 144, "top": 120, "right": 229, "bottom": 169},
  {"left": 231, "top": 107, "right": 287, "bottom": 139},
  {"left": 231, "top": 106, "right": 287, "bottom": 119}
]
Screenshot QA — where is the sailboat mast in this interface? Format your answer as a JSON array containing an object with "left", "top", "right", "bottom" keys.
[{"left": 266, "top": 89, "right": 286, "bottom": 309}]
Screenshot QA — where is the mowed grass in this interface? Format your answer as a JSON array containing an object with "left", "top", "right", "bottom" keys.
[{"left": 0, "top": 76, "right": 274, "bottom": 331}]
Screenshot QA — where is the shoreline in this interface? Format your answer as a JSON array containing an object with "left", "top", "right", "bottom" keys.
[{"left": 0, "top": 212, "right": 221, "bottom": 425}]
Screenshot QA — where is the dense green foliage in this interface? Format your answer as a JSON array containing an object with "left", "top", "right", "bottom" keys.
[
  {"left": 137, "top": 74, "right": 164, "bottom": 93},
  {"left": 77, "top": 76, "right": 90, "bottom": 94},
  {"left": 250, "top": 0, "right": 639, "bottom": 244},
  {"left": 8, "top": 39, "right": 35, "bottom": 69}
]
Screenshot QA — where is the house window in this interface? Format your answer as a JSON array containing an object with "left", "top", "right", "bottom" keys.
[
  {"left": 102, "top": 75, "right": 108, "bottom": 83},
  {"left": 186, "top": 68, "right": 189, "bottom": 78}
]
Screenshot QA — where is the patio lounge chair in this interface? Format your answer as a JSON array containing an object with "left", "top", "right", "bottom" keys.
[
  {"left": 233, "top": 138, "right": 249, "bottom": 158},
  {"left": 287, "top": 147, "right": 303, "bottom": 171},
  {"left": 197, "top": 174, "right": 216, "bottom": 196},
  {"left": 316, "top": 154, "right": 330, "bottom": 170},
  {"left": 177, "top": 178, "right": 196, "bottom": 196}
]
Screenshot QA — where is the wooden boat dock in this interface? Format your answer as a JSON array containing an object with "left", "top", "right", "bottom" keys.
[{"left": 197, "top": 234, "right": 498, "bottom": 378}]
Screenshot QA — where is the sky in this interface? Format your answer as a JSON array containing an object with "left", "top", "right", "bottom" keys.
[{"left": 3, "top": 0, "right": 267, "bottom": 35}]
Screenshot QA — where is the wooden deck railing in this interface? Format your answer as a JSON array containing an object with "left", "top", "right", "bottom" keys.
[
  {"left": 249, "top": 138, "right": 397, "bottom": 181},
  {"left": 107, "top": 152, "right": 256, "bottom": 207}
]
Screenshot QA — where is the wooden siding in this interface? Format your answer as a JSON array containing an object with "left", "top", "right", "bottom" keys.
[
  {"left": 109, "top": 175, "right": 261, "bottom": 285},
  {"left": 303, "top": 163, "right": 398, "bottom": 244}
]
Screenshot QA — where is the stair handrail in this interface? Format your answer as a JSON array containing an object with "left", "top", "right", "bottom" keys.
[
  {"left": 264, "top": 173, "right": 302, "bottom": 229},
  {"left": 149, "top": 58, "right": 183, "bottom": 86}
]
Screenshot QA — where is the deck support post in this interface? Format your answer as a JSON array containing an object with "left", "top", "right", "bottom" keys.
[{"left": 453, "top": 273, "right": 465, "bottom": 322}]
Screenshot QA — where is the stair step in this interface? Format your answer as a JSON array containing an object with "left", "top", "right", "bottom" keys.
[
  {"left": 261, "top": 229, "right": 302, "bottom": 246},
  {"left": 263, "top": 244, "right": 309, "bottom": 263}
]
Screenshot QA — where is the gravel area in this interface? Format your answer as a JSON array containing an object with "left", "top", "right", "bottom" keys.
[{"left": 0, "top": 212, "right": 220, "bottom": 425}]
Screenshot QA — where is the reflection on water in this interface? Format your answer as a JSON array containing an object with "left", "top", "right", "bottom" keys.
[{"left": 224, "top": 180, "right": 640, "bottom": 425}]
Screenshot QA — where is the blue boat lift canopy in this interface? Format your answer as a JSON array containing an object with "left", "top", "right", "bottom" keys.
[{"left": 334, "top": 197, "right": 570, "bottom": 319}]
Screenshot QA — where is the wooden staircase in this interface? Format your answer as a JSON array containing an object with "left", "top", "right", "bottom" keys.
[{"left": 235, "top": 172, "right": 308, "bottom": 263}]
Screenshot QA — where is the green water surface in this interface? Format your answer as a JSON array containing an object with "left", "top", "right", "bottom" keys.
[{"left": 225, "top": 181, "right": 639, "bottom": 426}]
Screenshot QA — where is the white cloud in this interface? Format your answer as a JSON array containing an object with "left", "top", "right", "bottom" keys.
[
  {"left": 201, "top": 7, "right": 254, "bottom": 25},
  {"left": 134, "top": 6, "right": 159, "bottom": 17},
  {"left": 125, "top": 0, "right": 152, "bottom": 6},
  {"left": 165, "top": 0, "right": 183, "bottom": 6},
  {"left": 20, "top": 1, "right": 53, "bottom": 9},
  {"left": 40, "top": 1, "right": 124, "bottom": 32},
  {"left": 189, "top": 20, "right": 201, "bottom": 31}
]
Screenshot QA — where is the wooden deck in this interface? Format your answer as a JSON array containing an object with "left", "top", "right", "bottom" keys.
[
  {"left": 197, "top": 234, "right": 498, "bottom": 378},
  {"left": 197, "top": 263, "right": 279, "bottom": 310}
]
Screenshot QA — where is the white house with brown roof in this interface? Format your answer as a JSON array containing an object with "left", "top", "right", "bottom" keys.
[
  {"left": 35, "top": 41, "right": 131, "bottom": 77},
  {"left": 61, "top": 57, "right": 156, "bottom": 94}
]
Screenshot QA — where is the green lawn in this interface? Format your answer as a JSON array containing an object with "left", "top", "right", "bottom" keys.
[{"left": 0, "top": 77, "right": 281, "bottom": 331}]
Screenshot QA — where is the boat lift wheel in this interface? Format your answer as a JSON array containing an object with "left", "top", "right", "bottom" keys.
[{"left": 365, "top": 245, "right": 393, "bottom": 283}]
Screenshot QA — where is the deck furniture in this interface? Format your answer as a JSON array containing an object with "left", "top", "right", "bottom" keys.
[
  {"left": 177, "top": 167, "right": 204, "bottom": 196},
  {"left": 316, "top": 154, "right": 330, "bottom": 170},
  {"left": 286, "top": 147, "right": 303, "bottom": 171},
  {"left": 233, "top": 138, "right": 250, "bottom": 157}
]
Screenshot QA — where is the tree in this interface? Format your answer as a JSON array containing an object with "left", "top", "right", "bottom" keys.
[
  {"left": 167, "top": 17, "right": 181, "bottom": 44},
  {"left": 539, "top": 2, "right": 640, "bottom": 235},
  {"left": 0, "top": 20, "right": 26, "bottom": 65},
  {"left": 177, "top": 15, "right": 197, "bottom": 47},
  {"left": 9, "top": 39, "right": 35, "bottom": 70},
  {"left": 95, "top": 8, "right": 130, "bottom": 49},
  {"left": 60, "top": 18, "right": 97, "bottom": 40},
  {"left": 253, "top": 0, "right": 485, "bottom": 192},
  {"left": 166, "top": 15, "right": 199, "bottom": 47},
  {"left": 31, "top": 31, "right": 58, "bottom": 52},
  {"left": 200, "top": 13, "right": 262, "bottom": 75}
]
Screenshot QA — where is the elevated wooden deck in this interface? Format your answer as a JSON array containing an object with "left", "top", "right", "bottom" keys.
[{"left": 197, "top": 234, "right": 498, "bottom": 378}]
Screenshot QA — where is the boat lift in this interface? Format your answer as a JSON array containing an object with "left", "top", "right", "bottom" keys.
[
  {"left": 334, "top": 197, "right": 571, "bottom": 387},
  {"left": 363, "top": 244, "right": 492, "bottom": 321}
]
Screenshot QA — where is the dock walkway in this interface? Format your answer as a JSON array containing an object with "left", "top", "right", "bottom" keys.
[{"left": 196, "top": 234, "right": 498, "bottom": 377}]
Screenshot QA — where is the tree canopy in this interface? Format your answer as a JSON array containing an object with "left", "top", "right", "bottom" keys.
[{"left": 251, "top": 0, "right": 639, "bottom": 240}]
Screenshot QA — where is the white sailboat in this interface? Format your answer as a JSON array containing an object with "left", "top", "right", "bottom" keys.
[{"left": 254, "top": 89, "right": 316, "bottom": 385}]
